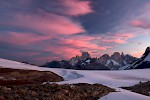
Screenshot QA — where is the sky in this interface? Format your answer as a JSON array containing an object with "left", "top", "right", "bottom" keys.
[{"left": 0, "top": 0, "right": 150, "bottom": 65}]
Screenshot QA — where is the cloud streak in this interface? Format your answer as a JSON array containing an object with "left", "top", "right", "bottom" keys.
[
  {"left": 59, "top": 0, "right": 93, "bottom": 16},
  {"left": 98, "top": 33, "right": 134, "bottom": 44},
  {"left": 0, "top": 12, "right": 85, "bottom": 35},
  {"left": 130, "top": 20, "right": 150, "bottom": 29},
  {"left": 0, "top": 32, "right": 51, "bottom": 45}
]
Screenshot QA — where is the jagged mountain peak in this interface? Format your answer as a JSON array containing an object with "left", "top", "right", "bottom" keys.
[
  {"left": 143, "top": 46, "right": 150, "bottom": 56},
  {"left": 110, "top": 52, "right": 121, "bottom": 63},
  {"left": 138, "top": 46, "right": 150, "bottom": 62},
  {"left": 121, "top": 52, "right": 124, "bottom": 55},
  {"left": 112, "top": 52, "right": 121, "bottom": 56},
  {"left": 147, "top": 46, "right": 150, "bottom": 50},
  {"left": 121, "top": 52, "right": 125, "bottom": 58},
  {"left": 81, "top": 52, "right": 91, "bottom": 60},
  {"left": 69, "top": 51, "right": 91, "bottom": 66},
  {"left": 143, "top": 47, "right": 150, "bottom": 62},
  {"left": 145, "top": 46, "right": 150, "bottom": 52},
  {"left": 100, "top": 54, "right": 110, "bottom": 59}
]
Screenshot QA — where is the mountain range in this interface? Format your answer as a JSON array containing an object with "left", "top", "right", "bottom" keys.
[{"left": 41, "top": 51, "right": 137, "bottom": 70}]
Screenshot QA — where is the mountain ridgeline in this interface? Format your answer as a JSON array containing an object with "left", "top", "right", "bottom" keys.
[
  {"left": 41, "top": 51, "right": 136, "bottom": 70},
  {"left": 125, "top": 47, "right": 150, "bottom": 69}
]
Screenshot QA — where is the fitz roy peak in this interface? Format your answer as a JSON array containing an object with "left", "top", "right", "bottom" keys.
[{"left": 69, "top": 52, "right": 91, "bottom": 66}]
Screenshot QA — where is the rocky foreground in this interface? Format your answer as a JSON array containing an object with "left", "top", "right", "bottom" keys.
[
  {"left": 0, "top": 68, "right": 115, "bottom": 100},
  {"left": 0, "top": 68, "right": 63, "bottom": 85},
  {"left": 0, "top": 83, "right": 115, "bottom": 100},
  {"left": 122, "top": 81, "right": 150, "bottom": 96}
]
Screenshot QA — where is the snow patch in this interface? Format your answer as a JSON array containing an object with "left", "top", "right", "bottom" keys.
[
  {"left": 81, "top": 63, "right": 86, "bottom": 65},
  {"left": 144, "top": 53, "right": 150, "bottom": 62},
  {"left": 111, "top": 60, "right": 120, "bottom": 66},
  {"left": 100, "top": 88, "right": 150, "bottom": 100},
  {"left": 85, "top": 59, "right": 91, "bottom": 63},
  {"left": 60, "top": 70, "right": 84, "bottom": 81},
  {"left": 123, "top": 60, "right": 127, "bottom": 65},
  {"left": 105, "top": 60, "right": 120, "bottom": 66},
  {"left": 105, "top": 60, "right": 111, "bottom": 66}
]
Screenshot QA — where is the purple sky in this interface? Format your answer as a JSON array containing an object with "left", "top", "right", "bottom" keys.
[{"left": 0, "top": 0, "right": 150, "bottom": 65}]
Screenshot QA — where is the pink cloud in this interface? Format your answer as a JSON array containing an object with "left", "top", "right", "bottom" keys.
[
  {"left": 0, "top": 0, "right": 95, "bottom": 61},
  {"left": 1, "top": 12, "right": 85, "bottom": 35},
  {"left": 0, "top": 0, "right": 94, "bottom": 36},
  {"left": 130, "top": 20, "right": 149, "bottom": 29},
  {"left": 114, "top": 33, "right": 134, "bottom": 39},
  {"left": 45, "top": 46, "right": 81, "bottom": 59},
  {"left": 0, "top": 32, "right": 51, "bottom": 45},
  {"left": 59, "top": 35, "right": 113, "bottom": 51},
  {"left": 100, "top": 33, "right": 134, "bottom": 44},
  {"left": 1, "top": 0, "right": 93, "bottom": 17},
  {"left": 45, "top": 45, "right": 109, "bottom": 60},
  {"left": 102, "top": 39, "right": 126, "bottom": 44},
  {"left": 33, "top": 48, "right": 80, "bottom": 63},
  {"left": 3, "top": 0, "right": 93, "bottom": 16},
  {"left": 44, "top": 44, "right": 112, "bottom": 60},
  {"left": 61, "top": 0, "right": 93, "bottom": 16},
  {"left": 62, "top": 37, "right": 109, "bottom": 51},
  {"left": 0, "top": 31, "right": 134, "bottom": 60},
  {"left": 42, "top": 35, "right": 113, "bottom": 59}
]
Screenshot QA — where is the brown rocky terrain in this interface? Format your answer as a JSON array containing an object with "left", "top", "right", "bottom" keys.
[
  {"left": 1, "top": 66, "right": 149, "bottom": 99},
  {"left": 122, "top": 81, "right": 150, "bottom": 96},
  {"left": 0, "top": 67, "right": 115, "bottom": 100},
  {"left": 0, "top": 83, "right": 115, "bottom": 100},
  {"left": 0, "top": 67, "right": 63, "bottom": 86}
]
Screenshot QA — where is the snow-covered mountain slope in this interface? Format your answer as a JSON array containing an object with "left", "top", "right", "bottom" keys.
[
  {"left": 0, "top": 58, "right": 39, "bottom": 70},
  {"left": 124, "top": 47, "right": 150, "bottom": 69},
  {"left": 0, "top": 58, "right": 150, "bottom": 100},
  {"left": 144, "top": 52, "right": 150, "bottom": 61}
]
